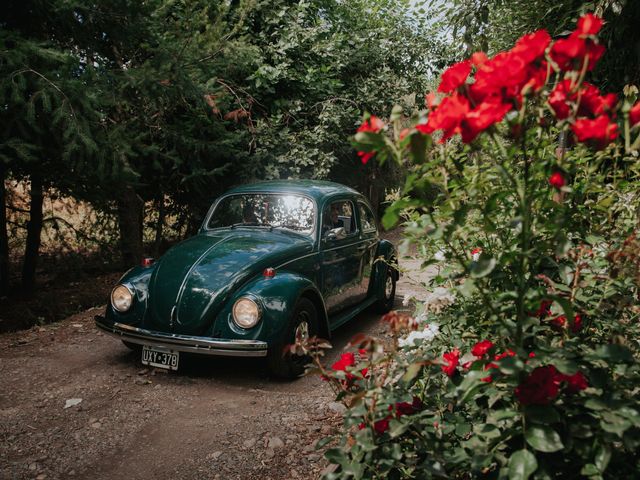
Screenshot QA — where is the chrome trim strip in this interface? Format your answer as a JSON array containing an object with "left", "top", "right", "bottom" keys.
[
  {"left": 274, "top": 251, "right": 318, "bottom": 270},
  {"left": 321, "top": 238, "right": 370, "bottom": 253},
  {"left": 95, "top": 317, "right": 268, "bottom": 357}
]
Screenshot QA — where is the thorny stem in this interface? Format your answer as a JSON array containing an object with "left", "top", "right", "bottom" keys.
[{"left": 515, "top": 130, "right": 531, "bottom": 347}]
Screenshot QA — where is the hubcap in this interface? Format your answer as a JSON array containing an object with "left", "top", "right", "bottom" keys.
[
  {"left": 295, "top": 320, "right": 310, "bottom": 344},
  {"left": 385, "top": 275, "right": 394, "bottom": 299}
]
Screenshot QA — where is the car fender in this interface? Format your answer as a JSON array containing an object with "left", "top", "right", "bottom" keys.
[
  {"left": 213, "top": 271, "right": 331, "bottom": 343},
  {"left": 104, "top": 265, "right": 155, "bottom": 324}
]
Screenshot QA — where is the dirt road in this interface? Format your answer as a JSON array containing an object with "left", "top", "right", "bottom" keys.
[{"left": 0, "top": 255, "right": 431, "bottom": 480}]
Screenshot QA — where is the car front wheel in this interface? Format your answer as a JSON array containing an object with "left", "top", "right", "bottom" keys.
[
  {"left": 374, "top": 266, "right": 396, "bottom": 313},
  {"left": 267, "top": 297, "right": 318, "bottom": 379}
]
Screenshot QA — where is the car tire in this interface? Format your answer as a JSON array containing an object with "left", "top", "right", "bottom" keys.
[
  {"left": 374, "top": 265, "right": 396, "bottom": 313},
  {"left": 267, "top": 297, "right": 318, "bottom": 380}
]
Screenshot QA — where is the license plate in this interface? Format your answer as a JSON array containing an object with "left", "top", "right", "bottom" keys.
[{"left": 141, "top": 345, "right": 179, "bottom": 370}]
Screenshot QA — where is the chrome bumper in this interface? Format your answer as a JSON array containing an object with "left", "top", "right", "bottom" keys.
[{"left": 95, "top": 316, "right": 268, "bottom": 357}]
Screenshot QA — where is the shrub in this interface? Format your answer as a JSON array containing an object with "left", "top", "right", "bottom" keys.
[{"left": 311, "top": 13, "right": 640, "bottom": 480}]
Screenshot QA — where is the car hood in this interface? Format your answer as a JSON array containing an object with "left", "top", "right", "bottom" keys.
[{"left": 146, "top": 229, "right": 313, "bottom": 334}]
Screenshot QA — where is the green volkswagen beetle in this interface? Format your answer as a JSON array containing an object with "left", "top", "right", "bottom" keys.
[{"left": 95, "top": 180, "right": 398, "bottom": 378}]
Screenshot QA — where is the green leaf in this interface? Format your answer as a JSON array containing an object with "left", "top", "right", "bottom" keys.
[
  {"left": 390, "top": 104, "right": 403, "bottom": 121},
  {"left": 600, "top": 412, "right": 632, "bottom": 437},
  {"left": 594, "top": 443, "right": 611, "bottom": 472},
  {"left": 498, "top": 356, "right": 524, "bottom": 375},
  {"left": 553, "top": 359, "right": 578, "bottom": 375},
  {"left": 592, "top": 344, "right": 633, "bottom": 362},
  {"left": 402, "top": 362, "right": 423, "bottom": 383},
  {"left": 388, "top": 419, "right": 410, "bottom": 438},
  {"left": 524, "top": 425, "right": 564, "bottom": 452},
  {"left": 508, "top": 449, "right": 537, "bottom": 480},
  {"left": 470, "top": 257, "right": 496, "bottom": 278},
  {"left": 580, "top": 464, "right": 600, "bottom": 477},
  {"left": 524, "top": 405, "right": 561, "bottom": 425}
]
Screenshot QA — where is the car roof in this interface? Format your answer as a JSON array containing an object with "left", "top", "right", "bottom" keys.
[{"left": 223, "top": 180, "right": 362, "bottom": 203}]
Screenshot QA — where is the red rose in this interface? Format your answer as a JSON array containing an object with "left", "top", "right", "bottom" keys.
[
  {"left": 331, "top": 352, "right": 355, "bottom": 372},
  {"left": 472, "top": 340, "right": 495, "bottom": 357},
  {"left": 571, "top": 313, "right": 583, "bottom": 333},
  {"left": 426, "top": 93, "right": 470, "bottom": 142},
  {"left": 511, "top": 30, "right": 551, "bottom": 64},
  {"left": 357, "top": 115, "right": 385, "bottom": 133},
  {"left": 461, "top": 97, "right": 511, "bottom": 143},
  {"left": 535, "top": 299, "right": 552, "bottom": 318},
  {"left": 630, "top": 102, "right": 640, "bottom": 127},
  {"left": 549, "top": 172, "right": 565, "bottom": 189},
  {"left": 572, "top": 115, "right": 618, "bottom": 149},
  {"left": 394, "top": 396, "right": 424, "bottom": 418},
  {"left": 357, "top": 151, "right": 375, "bottom": 165},
  {"left": 550, "top": 32, "right": 604, "bottom": 72},
  {"left": 374, "top": 416, "right": 391, "bottom": 435},
  {"left": 576, "top": 83, "right": 617, "bottom": 118},
  {"left": 515, "top": 365, "right": 561, "bottom": 405},
  {"left": 551, "top": 315, "right": 566, "bottom": 328},
  {"left": 438, "top": 60, "right": 472, "bottom": 93},
  {"left": 441, "top": 348, "right": 460, "bottom": 377},
  {"left": 577, "top": 13, "right": 604, "bottom": 36},
  {"left": 560, "top": 371, "right": 588, "bottom": 393},
  {"left": 548, "top": 79, "right": 572, "bottom": 119}
]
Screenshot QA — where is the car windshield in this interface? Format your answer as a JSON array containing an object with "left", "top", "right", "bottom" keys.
[{"left": 207, "top": 193, "right": 315, "bottom": 235}]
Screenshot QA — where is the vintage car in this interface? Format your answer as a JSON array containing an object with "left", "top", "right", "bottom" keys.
[{"left": 95, "top": 180, "right": 398, "bottom": 378}]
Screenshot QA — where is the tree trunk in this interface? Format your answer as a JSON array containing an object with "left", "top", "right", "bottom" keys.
[
  {"left": 0, "top": 165, "right": 9, "bottom": 296},
  {"left": 153, "top": 194, "right": 165, "bottom": 257},
  {"left": 21, "top": 173, "right": 44, "bottom": 293},
  {"left": 116, "top": 185, "right": 144, "bottom": 267}
]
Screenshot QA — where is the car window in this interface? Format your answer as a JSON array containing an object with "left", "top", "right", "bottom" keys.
[
  {"left": 358, "top": 202, "right": 377, "bottom": 232},
  {"left": 322, "top": 200, "right": 356, "bottom": 240},
  {"left": 207, "top": 194, "right": 315, "bottom": 234}
]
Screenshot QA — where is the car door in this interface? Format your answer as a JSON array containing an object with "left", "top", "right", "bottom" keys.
[
  {"left": 357, "top": 200, "right": 380, "bottom": 299},
  {"left": 320, "top": 199, "right": 362, "bottom": 315}
]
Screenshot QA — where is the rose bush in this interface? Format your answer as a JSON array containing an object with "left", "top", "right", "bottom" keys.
[{"left": 313, "top": 12, "right": 640, "bottom": 480}]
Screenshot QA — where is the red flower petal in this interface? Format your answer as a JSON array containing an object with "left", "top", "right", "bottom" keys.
[
  {"left": 549, "top": 172, "right": 565, "bottom": 189},
  {"left": 441, "top": 348, "right": 460, "bottom": 377},
  {"left": 560, "top": 371, "right": 589, "bottom": 393},
  {"left": 438, "top": 60, "right": 472, "bottom": 93},
  {"left": 511, "top": 30, "right": 551, "bottom": 64},
  {"left": 629, "top": 102, "right": 640, "bottom": 127},
  {"left": 357, "top": 115, "right": 385, "bottom": 133},
  {"left": 577, "top": 13, "right": 604, "bottom": 36},
  {"left": 572, "top": 115, "right": 619, "bottom": 149},
  {"left": 358, "top": 151, "right": 375, "bottom": 165},
  {"left": 515, "top": 366, "right": 561, "bottom": 405},
  {"left": 471, "top": 340, "right": 495, "bottom": 357}
]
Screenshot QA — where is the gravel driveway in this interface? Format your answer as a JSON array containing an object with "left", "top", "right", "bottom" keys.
[{"left": 0, "top": 250, "right": 433, "bottom": 480}]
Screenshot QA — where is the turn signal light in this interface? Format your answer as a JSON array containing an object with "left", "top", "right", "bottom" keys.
[
  {"left": 142, "top": 257, "right": 155, "bottom": 267},
  {"left": 263, "top": 268, "right": 276, "bottom": 278}
]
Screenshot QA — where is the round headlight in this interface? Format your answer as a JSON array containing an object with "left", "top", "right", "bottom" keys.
[
  {"left": 111, "top": 285, "right": 133, "bottom": 313},
  {"left": 232, "top": 297, "right": 261, "bottom": 329}
]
